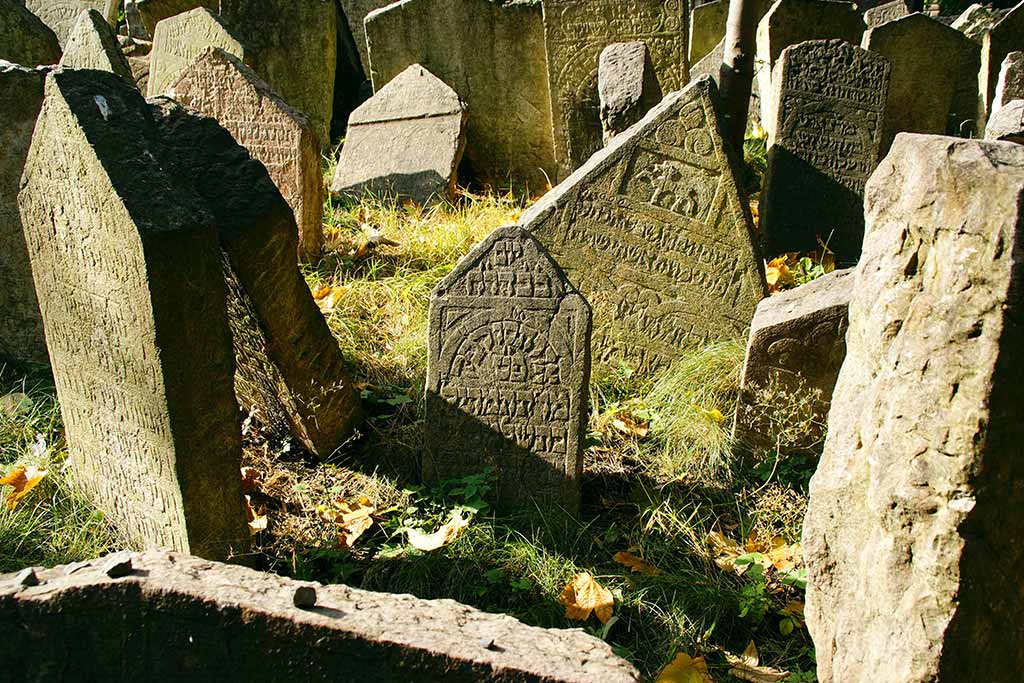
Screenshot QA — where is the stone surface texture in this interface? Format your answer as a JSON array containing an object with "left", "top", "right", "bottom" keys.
[
  {"left": 24, "top": 0, "right": 116, "bottom": 45},
  {"left": 168, "top": 47, "right": 325, "bottom": 261},
  {"left": 17, "top": 69, "right": 249, "bottom": 560},
  {"left": 147, "top": 7, "right": 247, "bottom": 98},
  {"left": 689, "top": 0, "right": 728, "bottom": 65},
  {"left": 950, "top": 1, "right": 998, "bottom": 41},
  {"left": 59, "top": 8, "right": 135, "bottom": 80},
  {"left": 994, "top": 51, "right": 1024, "bottom": 113},
  {"left": 340, "top": 0, "right": 390, "bottom": 76},
  {"left": 803, "top": 133, "right": 1024, "bottom": 683},
  {"left": 521, "top": 76, "right": 766, "bottom": 372},
  {"left": 985, "top": 98, "right": 1024, "bottom": 143},
  {"left": 365, "top": 0, "right": 555, "bottom": 191},
  {"left": 331, "top": 63, "right": 466, "bottom": 205},
  {"left": 425, "top": 226, "right": 591, "bottom": 513},
  {"left": 0, "top": 551, "right": 640, "bottom": 682},
  {"left": 863, "top": 0, "right": 909, "bottom": 28},
  {"left": 598, "top": 41, "right": 662, "bottom": 143},
  {"left": 135, "top": 0, "right": 217, "bottom": 37},
  {"left": 120, "top": 35, "right": 152, "bottom": 91},
  {"left": 1, "top": 0, "right": 60, "bottom": 67},
  {"left": 761, "top": 40, "right": 890, "bottom": 264},
  {"left": 979, "top": 1, "right": 1024, "bottom": 134}
]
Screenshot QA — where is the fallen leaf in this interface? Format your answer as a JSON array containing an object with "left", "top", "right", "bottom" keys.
[
  {"left": 319, "top": 496, "right": 376, "bottom": 549},
  {"left": 559, "top": 572, "right": 614, "bottom": 624},
  {"left": 316, "top": 286, "right": 347, "bottom": 314},
  {"left": 767, "top": 537, "right": 801, "bottom": 572},
  {"left": 312, "top": 284, "right": 332, "bottom": 300},
  {"left": 613, "top": 551, "right": 662, "bottom": 576},
  {"left": 765, "top": 254, "right": 798, "bottom": 293},
  {"left": 0, "top": 465, "right": 47, "bottom": 509},
  {"left": 244, "top": 495, "right": 267, "bottom": 533},
  {"left": 725, "top": 642, "right": 789, "bottom": 682},
  {"left": 706, "top": 531, "right": 743, "bottom": 573},
  {"left": 406, "top": 510, "right": 470, "bottom": 551},
  {"left": 655, "top": 652, "right": 714, "bottom": 683},
  {"left": 240, "top": 467, "right": 261, "bottom": 493},
  {"left": 611, "top": 414, "right": 650, "bottom": 438},
  {"left": 0, "top": 392, "right": 33, "bottom": 419}
]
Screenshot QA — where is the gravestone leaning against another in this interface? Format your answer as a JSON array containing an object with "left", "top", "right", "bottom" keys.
[
  {"left": 135, "top": 0, "right": 217, "bottom": 38},
  {"left": 24, "top": 0, "right": 117, "bottom": 46},
  {"left": 147, "top": 7, "right": 248, "bottom": 98},
  {"left": 0, "top": 0, "right": 61, "bottom": 66},
  {"left": 59, "top": 9, "right": 135, "bottom": 81},
  {"left": 425, "top": 225, "right": 591, "bottom": 513}
]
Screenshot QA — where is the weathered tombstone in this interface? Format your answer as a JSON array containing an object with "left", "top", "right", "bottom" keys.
[
  {"left": 803, "top": 133, "right": 1024, "bottom": 683},
  {"left": 330, "top": 64, "right": 466, "bottom": 205},
  {"left": 119, "top": 35, "right": 152, "bottom": 91},
  {"left": 689, "top": 0, "right": 729, "bottom": 65},
  {"left": 862, "top": 0, "right": 909, "bottom": 28},
  {"left": 59, "top": 9, "right": 134, "bottom": 81},
  {"left": 598, "top": 42, "right": 662, "bottom": 143},
  {"left": 985, "top": 98, "right": 1024, "bottom": 143},
  {"left": 862, "top": 13, "right": 979, "bottom": 156},
  {"left": 17, "top": 69, "right": 249, "bottom": 561},
  {"left": 424, "top": 226, "right": 591, "bottom": 513},
  {"left": 167, "top": 47, "right": 325, "bottom": 262},
  {"left": 951, "top": 1, "right": 999, "bottom": 41},
  {"left": 734, "top": 268, "right": 851, "bottom": 454},
  {"left": 135, "top": 0, "right": 216, "bottom": 38},
  {"left": 979, "top": 1, "right": 1024, "bottom": 134},
  {"left": 153, "top": 97, "right": 363, "bottom": 458},
  {"left": 0, "top": 0, "right": 61, "bottom": 66},
  {"left": 521, "top": 76, "right": 766, "bottom": 372},
  {"left": 147, "top": 7, "right": 247, "bottom": 98},
  {"left": 364, "top": 0, "right": 554, "bottom": 191},
  {"left": 755, "top": 0, "right": 866, "bottom": 138},
  {"left": 543, "top": 0, "right": 688, "bottom": 180},
  {"left": 760, "top": 40, "right": 890, "bottom": 264},
  {"left": 23, "top": 0, "right": 117, "bottom": 45},
  {"left": 339, "top": 0, "right": 390, "bottom": 77},
  {"left": 994, "top": 51, "right": 1024, "bottom": 114},
  {"left": 0, "top": 62, "right": 48, "bottom": 366},
  {"left": 330, "top": 0, "right": 369, "bottom": 141}
]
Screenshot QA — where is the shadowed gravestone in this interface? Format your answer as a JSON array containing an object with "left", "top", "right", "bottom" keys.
[
  {"left": 24, "top": 0, "right": 117, "bottom": 45},
  {"left": 425, "top": 226, "right": 591, "bottom": 514},
  {"left": 0, "top": 0, "right": 60, "bottom": 66},
  {"left": 147, "top": 7, "right": 248, "bottom": 98},
  {"left": 979, "top": 1, "right": 1024, "bottom": 134},
  {"left": 59, "top": 9, "right": 134, "bottom": 81},
  {"left": 995, "top": 51, "right": 1024, "bottom": 114},
  {"left": 951, "top": 1, "right": 999, "bottom": 42},
  {"left": 340, "top": 0, "right": 390, "bottom": 78}
]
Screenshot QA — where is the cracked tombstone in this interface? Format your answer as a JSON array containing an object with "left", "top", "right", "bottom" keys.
[
  {"left": 0, "top": 0, "right": 61, "bottom": 66},
  {"left": 59, "top": 9, "right": 135, "bottom": 81}
]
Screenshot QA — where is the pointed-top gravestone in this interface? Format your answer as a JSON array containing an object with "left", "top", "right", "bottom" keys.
[
  {"left": 521, "top": 76, "right": 766, "bottom": 373},
  {"left": 24, "top": 0, "right": 117, "bottom": 46},
  {"left": 59, "top": 9, "right": 134, "bottom": 81},
  {"left": 0, "top": 0, "right": 60, "bottom": 66},
  {"left": 425, "top": 226, "right": 591, "bottom": 513},
  {"left": 147, "top": 7, "right": 248, "bottom": 98},
  {"left": 980, "top": 0, "right": 1024, "bottom": 134},
  {"left": 951, "top": 2, "right": 999, "bottom": 42},
  {"left": 995, "top": 51, "right": 1024, "bottom": 114}
]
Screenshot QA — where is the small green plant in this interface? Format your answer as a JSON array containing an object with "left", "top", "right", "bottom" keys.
[{"left": 736, "top": 555, "right": 770, "bottom": 622}]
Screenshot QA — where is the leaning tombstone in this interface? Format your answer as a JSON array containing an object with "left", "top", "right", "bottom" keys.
[
  {"left": 985, "top": 98, "right": 1024, "bottom": 143},
  {"left": 23, "top": 0, "right": 117, "bottom": 46},
  {"left": 17, "top": 69, "right": 249, "bottom": 561},
  {"left": 147, "top": 7, "right": 248, "bottom": 98},
  {"left": 520, "top": 76, "right": 766, "bottom": 372},
  {"left": 803, "top": 133, "right": 1024, "bottom": 683},
  {"left": 598, "top": 42, "right": 662, "bottom": 143},
  {"left": 0, "top": 0, "right": 61, "bottom": 66},
  {"left": 862, "top": 0, "right": 909, "bottom": 28},
  {"left": 979, "top": 1, "right": 1024, "bottom": 134},
  {"left": 424, "top": 225, "right": 591, "bottom": 513},
  {"left": 135, "top": 0, "right": 216, "bottom": 38},
  {"left": 330, "top": 64, "right": 466, "bottom": 206},
  {"left": 167, "top": 47, "right": 325, "bottom": 262},
  {"left": 59, "top": 9, "right": 134, "bottom": 81},
  {"left": 760, "top": 40, "right": 891, "bottom": 264},
  {"left": 994, "top": 51, "right": 1024, "bottom": 114}
]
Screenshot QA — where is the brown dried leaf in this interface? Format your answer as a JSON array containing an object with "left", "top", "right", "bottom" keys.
[
  {"left": 706, "top": 531, "right": 743, "bottom": 573},
  {"left": 613, "top": 551, "right": 662, "bottom": 576},
  {"left": 559, "top": 572, "right": 614, "bottom": 624},
  {"left": 240, "top": 467, "right": 261, "bottom": 494},
  {"left": 406, "top": 510, "right": 469, "bottom": 551},
  {"left": 654, "top": 652, "right": 714, "bottom": 683},
  {"left": 725, "top": 642, "right": 789, "bottom": 682},
  {"left": 319, "top": 496, "right": 376, "bottom": 549},
  {"left": 0, "top": 465, "right": 48, "bottom": 510},
  {"left": 244, "top": 495, "right": 267, "bottom": 534},
  {"left": 767, "top": 537, "right": 801, "bottom": 572},
  {"left": 611, "top": 414, "right": 649, "bottom": 438}
]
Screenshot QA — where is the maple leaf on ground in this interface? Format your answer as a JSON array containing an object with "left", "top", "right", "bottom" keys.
[
  {"left": 318, "top": 496, "right": 376, "bottom": 549},
  {"left": 765, "top": 255, "right": 795, "bottom": 293},
  {"left": 405, "top": 510, "right": 470, "bottom": 551},
  {"left": 706, "top": 531, "right": 743, "bottom": 573},
  {"left": 244, "top": 495, "right": 267, "bottom": 534},
  {"left": 559, "top": 572, "right": 614, "bottom": 624},
  {"left": 655, "top": 652, "right": 714, "bottom": 683},
  {"left": 0, "top": 465, "right": 48, "bottom": 510},
  {"left": 613, "top": 551, "right": 662, "bottom": 576},
  {"left": 725, "top": 642, "right": 789, "bottom": 682}
]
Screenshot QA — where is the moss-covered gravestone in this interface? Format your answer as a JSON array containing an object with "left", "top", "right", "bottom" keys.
[{"left": 59, "top": 9, "right": 135, "bottom": 81}]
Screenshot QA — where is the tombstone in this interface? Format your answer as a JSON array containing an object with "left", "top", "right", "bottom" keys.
[
  {"left": 59, "top": 9, "right": 134, "bottom": 81},
  {"left": 330, "top": 0, "right": 369, "bottom": 142},
  {"left": 17, "top": 69, "right": 249, "bottom": 561},
  {"left": 364, "top": 0, "right": 555, "bottom": 192},
  {"left": 985, "top": 98, "right": 1024, "bottom": 143},
  {"left": 521, "top": 76, "right": 766, "bottom": 372},
  {"left": 689, "top": 0, "right": 729, "bottom": 66},
  {"left": 760, "top": 40, "right": 890, "bottom": 264},
  {"left": 688, "top": 35, "right": 764, "bottom": 130},
  {"left": 119, "top": 35, "right": 152, "bottom": 91},
  {"left": 147, "top": 7, "right": 248, "bottom": 99},
  {"left": 994, "top": 51, "right": 1024, "bottom": 114},
  {"left": 979, "top": 1, "right": 1024, "bottom": 134},
  {"left": 218, "top": 0, "right": 337, "bottom": 146},
  {"left": 862, "top": 13, "right": 979, "bottom": 156},
  {"left": 951, "top": 2, "right": 1000, "bottom": 42},
  {"left": 153, "top": 97, "right": 363, "bottom": 458},
  {"left": 803, "top": 133, "right": 1024, "bottom": 683},
  {"left": 598, "top": 42, "right": 662, "bottom": 143},
  {"left": 23, "top": 0, "right": 117, "bottom": 46},
  {"left": 0, "top": 62, "right": 48, "bottom": 366},
  {"left": 340, "top": 0, "right": 391, "bottom": 77},
  {"left": 123, "top": 0, "right": 149, "bottom": 39},
  {"left": 862, "top": 0, "right": 909, "bottom": 28},
  {"left": 424, "top": 226, "right": 591, "bottom": 513},
  {"left": 543, "top": 0, "right": 688, "bottom": 180},
  {"left": 330, "top": 64, "right": 466, "bottom": 205},
  {"left": 167, "top": 47, "right": 325, "bottom": 262},
  {"left": 734, "top": 268, "right": 851, "bottom": 454},
  {"left": 756, "top": 0, "right": 866, "bottom": 139},
  {"left": 0, "top": 0, "right": 61, "bottom": 66},
  {"left": 135, "top": 0, "right": 216, "bottom": 38}
]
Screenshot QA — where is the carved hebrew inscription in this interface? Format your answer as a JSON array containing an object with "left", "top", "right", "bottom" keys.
[{"left": 147, "top": 8, "right": 246, "bottom": 98}]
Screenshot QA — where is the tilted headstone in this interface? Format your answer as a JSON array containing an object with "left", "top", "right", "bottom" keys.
[
  {"left": 598, "top": 42, "right": 662, "bottom": 143},
  {"left": 994, "top": 51, "right": 1024, "bottom": 114},
  {"left": 364, "top": 0, "right": 554, "bottom": 192},
  {"left": 862, "top": 0, "right": 909, "bottom": 28},
  {"left": 17, "top": 69, "right": 249, "bottom": 561},
  {"left": 979, "top": 1, "right": 1024, "bottom": 134},
  {"left": 135, "top": 0, "right": 216, "bottom": 38},
  {"left": 951, "top": 1, "right": 999, "bottom": 42},
  {"left": 0, "top": 0, "right": 60, "bottom": 66},
  {"left": 0, "top": 62, "right": 48, "bottom": 366},
  {"left": 734, "top": 268, "right": 851, "bottom": 454},
  {"left": 803, "top": 133, "right": 1024, "bottom": 683},
  {"left": 985, "top": 98, "right": 1024, "bottom": 143},
  {"left": 147, "top": 7, "right": 247, "bottom": 98},
  {"left": 760, "top": 40, "right": 890, "bottom": 264},
  {"left": 689, "top": 0, "right": 729, "bottom": 66},
  {"left": 543, "top": 0, "right": 688, "bottom": 180},
  {"left": 167, "top": 47, "right": 325, "bottom": 262},
  {"left": 521, "top": 77, "right": 766, "bottom": 372},
  {"left": 340, "top": 0, "right": 390, "bottom": 77},
  {"left": 23, "top": 0, "right": 117, "bottom": 45},
  {"left": 330, "top": 64, "right": 466, "bottom": 206},
  {"left": 425, "top": 226, "right": 591, "bottom": 513},
  {"left": 862, "top": 13, "right": 979, "bottom": 156},
  {"left": 59, "top": 9, "right": 135, "bottom": 81}
]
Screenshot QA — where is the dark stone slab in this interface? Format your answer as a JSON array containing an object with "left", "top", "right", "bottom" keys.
[
  {"left": 0, "top": 0, "right": 60, "bottom": 66},
  {"left": 598, "top": 41, "right": 662, "bottom": 143}
]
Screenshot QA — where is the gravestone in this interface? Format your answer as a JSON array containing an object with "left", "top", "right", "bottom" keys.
[
  {"left": 521, "top": 76, "right": 766, "bottom": 372},
  {"left": 734, "top": 268, "right": 851, "bottom": 454},
  {"left": 135, "top": 0, "right": 217, "bottom": 38},
  {"left": 153, "top": 97, "right": 363, "bottom": 458},
  {"left": 119, "top": 35, "right": 152, "bottom": 91},
  {"left": 147, "top": 7, "right": 247, "bottom": 98},
  {"left": 167, "top": 47, "right": 325, "bottom": 262},
  {"left": 0, "top": 62, "right": 48, "bottom": 366},
  {"left": 688, "top": 36, "right": 763, "bottom": 130},
  {"left": 863, "top": 0, "right": 909, "bottom": 28},
  {"left": 689, "top": 0, "right": 728, "bottom": 65},
  {"left": 598, "top": 42, "right": 662, "bottom": 143},
  {"left": 995, "top": 51, "right": 1024, "bottom": 114},
  {"left": 0, "top": 0, "right": 60, "bottom": 66},
  {"left": 330, "top": 64, "right": 466, "bottom": 205},
  {"left": 951, "top": 2, "right": 999, "bottom": 41},
  {"left": 425, "top": 226, "right": 591, "bottom": 513},
  {"left": 123, "top": 0, "right": 148, "bottom": 39},
  {"left": 24, "top": 0, "right": 117, "bottom": 45},
  {"left": 364, "top": 0, "right": 554, "bottom": 191},
  {"left": 986, "top": 98, "right": 1024, "bottom": 143},
  {"left": 760, "top": 40, "right": 890, "bottom": 264},
  {"left": 979, "top": 1, "right": 1024, "bottom": 134},
  {"left": 756, "top": 0, "right": 865, "bottom": 139},
  {"left": 340, "top": 0, "right": 390, "bottom": 77},
  {"left": 862, "top": 13, "right": 978, "bottom": 156},
  {"left": 543, "top": 0, "right": 688, "bottom": 179},
  {"left": 17, "top": 69, "right": 249, "bottom": 561},
  {"left": 59, "top": 9, "right": 134, "bottom": 81},
  {"left": 803, "top": 134, "right": 1024, "bottom": 683}
]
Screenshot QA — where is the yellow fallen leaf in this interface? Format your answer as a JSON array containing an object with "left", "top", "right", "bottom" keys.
[
  {"left": 559, "top": 572, "right": 614, "bottom": 624},
  {"left": 312, "top": 284, "right": 332, "bottom": 300},
  {"left": 315, "top": 286, "right": 347, "bottom": 314},
  {"left": 725, "top": 642, "right": 789, "bottom": 682},
  {"left": 706, "top": 531, "right": 743, "bottom": 573},
  {"left": 767, "top": 537, "right": 801, "bottom": 572},
  {"left": 244, "top": 495, "right": 267, "bottom": 533},
  {"left": 406, "top": 510, "right": 470, "bottom": 551},
  {"left": 613, "top": 551, "right": 662, "bottom": 576},
  {"left": 765, "top": 255, "right": 796, "bottom": 293},
  {"left": 240, "top": 466, "right": 260, "bottom": 494},
  {"left": 319, "top": 496, "right": 376, "bottom": 549},
  {"left": 0, "top": 465, "right": 47, "bottom": 510},
  {"left": 611, "top": 413, "right": 650, "bottom": 438},
  {"left": 655, "top": 652, "right": 714, "bottom": 683}
]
